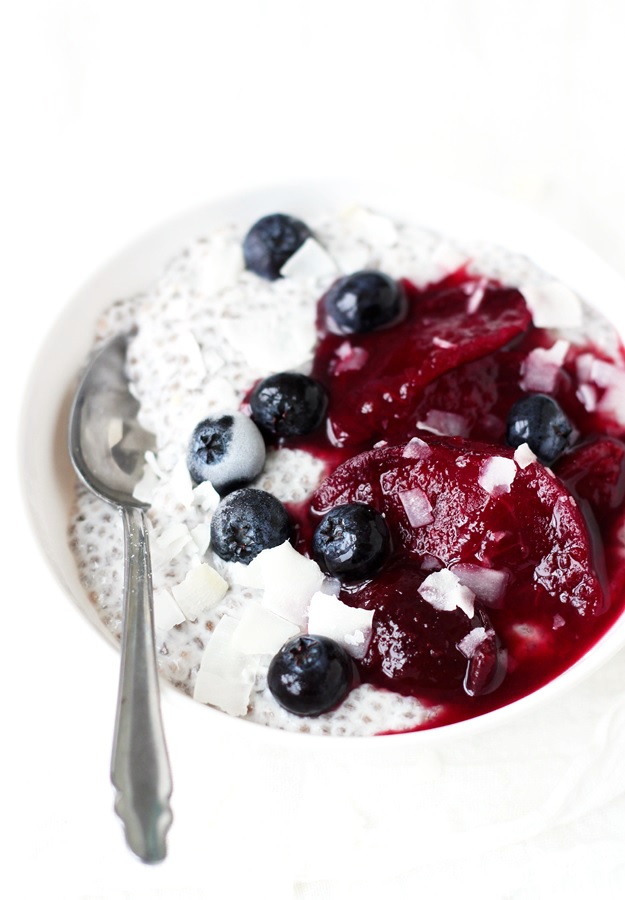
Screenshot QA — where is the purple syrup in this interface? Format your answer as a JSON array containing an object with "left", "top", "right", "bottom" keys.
[{"left": 262, "top": 271, "right": 625, "bottom": 730}]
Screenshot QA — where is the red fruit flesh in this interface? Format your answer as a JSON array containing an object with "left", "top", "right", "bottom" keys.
[
  {"left": 312, "top": 272, "right": 532, "bottom": 449},
  {"left": 271, "top": 269, "right": 625, "bottom": 731}
]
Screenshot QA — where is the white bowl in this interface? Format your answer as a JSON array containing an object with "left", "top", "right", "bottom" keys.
[{"left": 19, "top": 175, "right": 625, "bottom": 755}]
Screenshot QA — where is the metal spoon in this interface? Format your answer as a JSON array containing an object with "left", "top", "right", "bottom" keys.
[{"left": 68, "top": 333, "right": 173, "bottom": 863}]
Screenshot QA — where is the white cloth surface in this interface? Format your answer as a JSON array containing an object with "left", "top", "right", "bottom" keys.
[{"left": 4, "top": 2, "right": 625, "bottom": 898}]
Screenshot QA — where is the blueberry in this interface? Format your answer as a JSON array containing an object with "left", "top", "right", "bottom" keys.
[
  {"left": 323, "top": 270, "right": 405, "bottom": 334},
  {"left": 187, "top": 412, "right": 266, "bottom": 494},
  {"left": 243, "top": 213, "right": 312, "bottom": 280},
  {"left": 506, "top": 394, "right": 573, "bottom": 465},
  {"left": 249, "top": 372, "right": 328, "bottom": 438},
  {"left": 267, "top": 634, "right": 355, "bottom": 716},
  {"left": 210, "top": 487, "right": 291, "bottom": 563},
  {"left": 312, "top": 502, "right": 391, "bottom": 582}
]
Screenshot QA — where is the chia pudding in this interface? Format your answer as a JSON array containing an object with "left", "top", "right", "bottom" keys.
[{"left": 68, "top": 205, "right": 625, "bottom": 736}]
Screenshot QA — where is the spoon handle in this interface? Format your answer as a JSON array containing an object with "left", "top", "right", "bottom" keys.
[{"left": 111, "top": 505, "right": 173, "bottom": 863}]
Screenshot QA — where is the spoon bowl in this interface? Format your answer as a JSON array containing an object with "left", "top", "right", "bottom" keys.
[{"left": 68, "top": 333, "right": 173, "bottom": 863}]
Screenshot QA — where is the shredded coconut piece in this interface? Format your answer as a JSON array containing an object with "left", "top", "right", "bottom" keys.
[
  {"left": 418, "top": 569, "right": 475, "bottom": 618},
  {"left": 231, "top": 604, "right": 299, "bottom": 655},
  {"left": 256, "top": 542, "right": 324, "bottom": 627},
  {"left": 521, "top": 280, "right": 583, "bottom": 328},
  {"left": 307, "top": 591, "right": 374, "bottom": 659},
  {"left": 193, "top": 615, "right": 257, "bottom": 716},
  {"left": 171, "top": 563, "right": 228, "bottom": 620},
  {"left": 399, "top": 486, "right": 434, "bottom": 527},
  {"left": 153, "top": 587, "right": 186, "bottom": 632},
  {"left": 450, "top": 563, "right": 509, "bottom": 608},
  {"left": 402, "top": 437, "right": 432, "bottom": 460},
  {"left": 458, "top": 627, "right": 489, "bottom": 659},
  {"left": 521, "top": 339, "right": 570, "bottom": 393},
  {"left": 514, "top": 443, "right": 537, "bottom": 469},
  {"left": 280, "top": 237, "right": 337, "bottom": 278},
  {"left": 420, "top": 410, "right": 469, "bottom": 438},
  {"left": 478, "top": 456, "right": 517, "bottom": 495}
]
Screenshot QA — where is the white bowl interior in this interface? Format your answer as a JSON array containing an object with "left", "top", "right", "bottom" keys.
[{"left": 19, "top": 175, "right": 625, "bottom": 751}]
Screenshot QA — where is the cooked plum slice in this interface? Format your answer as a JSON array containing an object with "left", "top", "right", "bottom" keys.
[
  {"left": 312, "top": 272, "right": 532, "bottom": 448},
  {"left": 311, "top": 435, "right": 604, "bottom": 618},
  {"left": 344, "top": 561, "right": 506, "bottom": 700},
  {"left": 555, "top": 437, "right": 625, "bottom": 514}
]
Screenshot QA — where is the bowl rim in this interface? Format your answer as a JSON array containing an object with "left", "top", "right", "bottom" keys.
[{"left": 19, "top": 173, "right": 625, "bottom": 752}]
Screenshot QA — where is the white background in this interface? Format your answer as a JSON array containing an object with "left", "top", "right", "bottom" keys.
[{"left": 4, "top": 2, "right": 625, "bottom": 898}]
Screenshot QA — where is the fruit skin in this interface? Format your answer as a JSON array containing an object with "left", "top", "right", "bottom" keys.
[
  {"left": 311, "top": 502, "right": 391, "bottom": 582},
  {"left": 210, "top": 488, "right": 291, "bottom": 563},
  {"left": 311, "top": 437, "right": 603, "bottom": 617},
  {"left": 187, "top": 412, "right": 266, "bottom": 494},
  {"left": 249, "top": 372, "right": 328, "bottom": 438},
  {"left": 555, "top": 436, "right": 625, "bottom": 513},
  {"left": 323, "top": 270, "right": 405, "bottom": 334},
  {"left": 242, "top": 213, "right": 312, "bottom": 280},
  {"left": 267, "top": 634, "right": 355, "bottom": 716},
  {"left": 505, "top": 393, "right": 573, "bottom": 465},
  {"left": 354, "top": 561, "right": 506, "bottom": 698}
]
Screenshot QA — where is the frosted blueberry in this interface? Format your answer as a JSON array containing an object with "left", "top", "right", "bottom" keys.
[
  {"left": 210, "top": 488, "right": 291, "bottom": 563},
  {"left": 243, "top": 213, "right": 312, "bottom": 281},
  {"left": 187, "top": 412, "right": 265, "bottom": 494}
]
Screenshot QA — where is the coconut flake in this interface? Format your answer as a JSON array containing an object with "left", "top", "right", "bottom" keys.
[
  {"left": 449, "top": 563, "right": 509, "bottom": 608},
  {"left": 418, "top": 569, "right": 475, "bottom": 618},
  {"left": 307, "top": 591, "right": 374, "bottom": 659},
  {"left": 231, "top": 603, "right": 299, "bottom": 655},
  {"left": 190, "top": 523, "right": 212, "bottom": 555},
  {"left": 257, "top": 542, "right": 324, "bottom": 627},
  {"left": 420, "top": 409, "right": 469, "bottom": 438},
  {"left": 403, "top": 437, "right": 433, "bottom": 460},
  {"left": 280, "top": 237, "right": 338, "bottom": 279},
  {"left": 168, "top": 457, "right": 195, "bottom": 508},
  {"left": 155, "top": 523, "right": 194, "bottom": 559},
  {"left": 520, "top": 340, "right": 570, "bottom": 393},
  {"left": 576, "top": 383, "right": 598, "bottom": 412},
  {"left": 521, "top": 280, "right": 583, "bottom": 328},
  {"left": 153, "top": 587, "right": 186, "bottom": 632},
  {"left": 221, "top": 310, "right": 316, "bottom": 372},
  {"left": 399, "top": 486, "right": 434, "bottom": 527},
  {"left": 590, "top": 358, "right": 625, "bottom": 389},
  {"left": 334, "top": 342, "right": 369, "bottom": 374},
  {"left": 432, "top": 336, "right": 455, "bottom": 349},
  {"left": 222, "top": 557, "right": 265, "bottom": 590},
  {"left": 193, "top": 615, "right": 256, "bottom": 716},
  {"left": 466, "top": 277, "right": 488, "bottom": 314},
  {"left": 513, "top": 442, "right": 537, "bottom": 470},
  {"left": 576, "top": 352, "right": 597, "bottom": 383},
  {"left": 458, "top": 627, "right": 489, "bottom": 659},
  {"left": 574, "top": 357, "right": 625, "bottom": 425},
  {"left": 478, "top": 456, "right": 517, "bottom": 495},
  {"left": 171, "top": 563, "right": 228, "bottom": 620},
  {"left": 195, "top": 235, "right": 244, "bottom": 294},
  {"left": 192, "top": 480, "right": 221, "bottom": 512}
]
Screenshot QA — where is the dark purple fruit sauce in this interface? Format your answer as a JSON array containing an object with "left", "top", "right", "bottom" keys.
[{"left": 268, "top": 270, "right": 625, "bottom": 731}]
